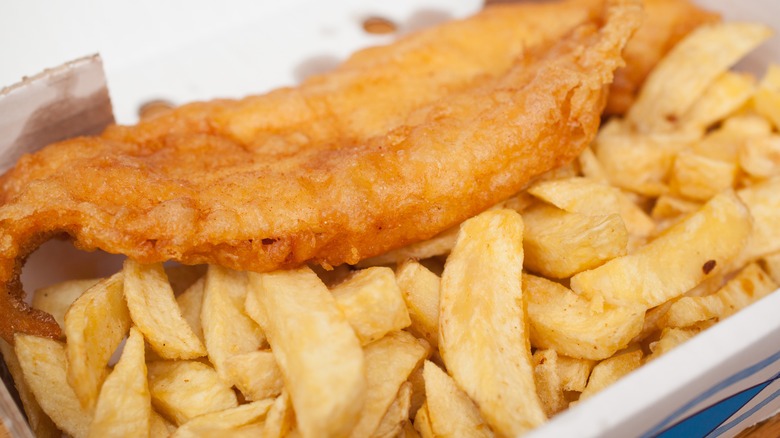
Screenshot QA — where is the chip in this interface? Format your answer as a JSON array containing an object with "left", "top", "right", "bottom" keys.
[{"left": 422, "top": 361, "right": 493, "bottom": 438}]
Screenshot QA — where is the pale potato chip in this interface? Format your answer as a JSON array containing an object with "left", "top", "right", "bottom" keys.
[
  {"left": 407, "top": 364, "right": 426, "bottom": 421},
  {"left": 223, "top": 350, "right": 284, "bottom": 401},
  {"left": 627, "top": 22, "right": 771, "bottom": 133},
  {"left": 681, "top": 71, "right": 756, "bottom": 130},
  {"left": 403, "top": 420, "right": 422, "bottom": 438},
  {"left": 0, "top": 339, "right": 58, "bottom": 438},
  {"left": 151, "top": 411, "right": 177, "bottom": 438},
  {"left": 578, "top": 349, "right": 643, "bottom": 401},
  {"left": 373, "top": 382, "right": 413, "bottom": 438},
  {"left": 395, "top": 260, "right": 440, "bottom": 348},
  {"left": 690, "top": 114, "right": 772, "bottom": 163},
  {"left": 172, "top": 399, "right": 274, "bottom": 438},
  {"left": 556, "top": 355, "right": 595, "bottom": 393},
  {"left": 752, "top": 64, "right": 780, "bottom": 130},
  {"left": 64, "top": 273, "right": 131, "bottom": 410},
  {"left": 571, "top": 190, "right": 752, "bottom": 309},
  {"left": 594, "top": 119, "right": 689, "bottom": 196},
  {"left": 351, "top": 331, "right": 428, "bottom": 438},
  {"left": 661, "top": 263, "right": 778, "bottom": 328},
  {"left": 669, "top": 151, "right": 738, "bottom": 201},
  {"left": 413, "top": 403, "right": 435, "bottom": 438},
  {"left": 527, "top": 176, "right": 654, "bottom": 237},
  {"left": 647, "top": 326, "right": 704, "bottom": 361},
  {"left": 739, "top": 134, "right": 780, "bottom": 178},
  {"left": 176, "top": 277, "right": 205, "bottom": 343},
  {"left": 261, "top": 391, "right": 294, "bottom": 438},
  {"left": 577, "top": 146, "right": 609, "bottom": 183},
  {"left": 123, "top": 260, "right": 206, "bottom": 359},
  {"left": 331, "top": 267, "right": 411, "bottom": 345},
  {"left": 439, "top": 209, "right": 545, "bottom": 436},
  {"left": 737, "top": 177, "right": 780, "bottom": 263},
  {"left": 31, "top": 278, "right": 100, "bottom": 329},
  {"left": 524, "top": 274, "right": 643, "bottom": 360},
  {"left": 246, "top": 266, "right": 365, "bottom": 438},
  {"left": 147, "top": 360, "right": 238, "bottom": 426},
  {"left": 202, "top": 265, "right": 265, "bottom": 380},
  {"left": 650, "top": 195, "right": 702, "bottom": 221},
  {"left": 14, "top": 334, "right": 91, "bottom": 438},
  {"left": 522, "top": 204, "right": 628, "bottom": 279},
  {"left": 532, "top": 349, "right": 566, "bottom": 418},
  {"left": 90, "top": 327, "right": 151, "bottom": 438},
  {"left": 422, "top": 361, "right": 493, "bottom": 437}
]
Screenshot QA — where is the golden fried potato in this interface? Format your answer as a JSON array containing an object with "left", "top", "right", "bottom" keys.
[
  {"left": 669, "top": 151, "right": 737, "bottom": 201},
  {"left": 737, "top": 177, "right": 780, "bottom": 263},
  {"left": 147, "top": 360, "right": 238, "bottom": 425},
  {"left": 556, "top": 355, "right": 596, "bottom": 393},
  {"left": 123, "top": 260, "right": 206, "bottom": 359},
  {"left": 571, "top": 190, "right": 751, "bottom": 309},
  {"left": 439, "top": 209, "right": 545, "bottom": 436},
  {"left": 246, "top": 266, "right": 365, "bottom": 438},
  {"left": 525, "top": 274, "right": 643, "bottom": 360},
  {"left": 522, "top": 204, "right": 628, "bottom": 278},
  {"left": 395, "top": 260, "right": 441, "bottom": 348},
  {"left": 579, "top": 349, "right": 643, "bottom": 401},
  {"left": 261, "top": 391, "right": 294, "bottom": 438},
  {"left": 31, "top": 278, "right": 100, "bottom": 329},
  {"left": 739, "top": 134, "right": 780, "bottom": 179},
  {"left": 533, "top": 349, "right": 566, "bottom": 418},
  {"left": 647, "top": 326, "right": 705, "bottom": 361},
  {"left": 331, "top": 267, "right": 411, "bottom": 345},
  {"left": 223, "top": 350, "right": 284, "bottom": 402},
  {"left": 422, "top": 361, "right": 493, "bottom": 438},
  {"left": 175, "top": 277, "right": 205, "bottom": 343},
  {"left": 752, "top": 64, "right": 780, "bottom": 130},
  {"left": 373, "top": 382, "right": 413, "bottom": 438},
  {"left": 202, "top": 265, "right": 265, "bottom": 380},
  {"left": 90, "top": 327, "right": 151, "bottom": 438},
  {"left": 14, "top": 334, "right": 91, "bottom": 438},
  {"left": 172, "top": 399, "right": 275, "bottom": 438},
  {"left": 350, "top": 331, "right": 428, "bottom": 437},
  {"left": 64, "top": 273, "right": 131, "bottom": 410},
  {"left": 681, "top": 71, "right": 755, "bottom": 130}
]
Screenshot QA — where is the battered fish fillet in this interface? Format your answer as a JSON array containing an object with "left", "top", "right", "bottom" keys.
[{"left": 0, "top": 0, "right": 643, "bottom": 342}]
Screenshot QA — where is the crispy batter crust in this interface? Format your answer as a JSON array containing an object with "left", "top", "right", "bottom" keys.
[{"left": 0, "top": 1, "right": 644, "bottom": 342}]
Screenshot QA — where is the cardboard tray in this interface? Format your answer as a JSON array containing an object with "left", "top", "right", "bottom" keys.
[{"left": 1, "top": 1, "right": 779, "bottom": 437}]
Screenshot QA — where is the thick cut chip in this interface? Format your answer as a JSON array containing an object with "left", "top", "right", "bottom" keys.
[
  {"left": 577, "top": 147, "right": 609, "bottom": 183},
  {"left": 737, "top": 177, "right": 780, "bottom": 263},
  {"left": 171, "top": 399, "right": 274, "bottom": 438},
  {"left": 527, "top": 176, "right": 655, "bottom": 237},
  {"left": 651, "top": 195, "right": 702, "bottom": 221},
  {"left": 669, "top": 151, "right": 737, "bottom": 201},
  {"left": 395, "top": 260, "right": 440, "bottom": 348},
  {"left": 739, "top": 135, "right": 780, "bottom": 179},
  {"left": 422, "top": 361, "right": 493, "bottom": 438},
  {"left": 753, "top": 64, "right": 780, "bottom": 130},
  {"left": 594, "top": 119, "right": 691, "bottom": 196},
  {"left": 681, "top": 71, "right": 756, "bottom": 130},
  {"left": 14, "top": 334, "right": 91, "bottom": 438},
  {"left": 358, "top": 226, "right": 459, "bottom": 267},
  {"left": 90, "top": 327, "right": 151, "bottom": 438},
  {"left": 262, "top": 391, "right": 294, "bottom": 438},
  {"left": 524, "top": 274, "right": 643, "bottom": 360},
  {"left": 202, "top": 265, "right": 265, "bottom": 380},
  {"left": 439, "top": 209, "right": 545, "bottom": 436},
  {"left": 176, "top": 277, "right": 205, "bottom": 343},
  {"left": 523, "top": 204, "right": 628, "bottom": 278},
  {"left": 151, "top": 411, "right": 177, "bottom": 437},
  {"left": 147, "top": 360, "right": 238, "bottom": 425},
  {"left": 350, "top": 331, "right": 428, "bottom": 438},
  {"left": 32, "top": 278, "right": 100, "bottom": 329},
  {"left": 246, "top": 266, "right": 365, "bottom": 438},
  {"left": 413, "top": 403, "right": 435, "bottom": 438},
  {"left": 0, "top": 339, "right": 58, "bottom": 438},
  {"left": 571, "top": 191, "right": 752, "bottom": 309},
  {"left": 223, "top": 350, "right": 284, "bottom": 401},
  {"left": 579, "top": 349, "right": 643, "bottom": 401},
  {"left": 762, "top": 251, "right": 780, "bottom": 284},
  {"left": 331, "top": 267, "right": 411, "bottom": 345},
  {"left": 123, "top": 260, "right": 206, "bottom": 359},
  {"left": 627, "top": 22, "right": 771, "bottom": 133},
  {"left": 647, "top": 326, "right": 703, "bottom": 361},
  {"left": 64, "top": 273, "right": 131, "bottom": 410},
  {"left": 662, "top": 263, "right": 778, "bottom": 328},
  {"left": 556, "top": 355, "right": 595, "bottom": 393},
  {"left": 532, "top": 349, "right": 566, "bottom": 418},
  {"left": 373, "top": 381, "right": 413, "bottom": 438},
  {"left": 691, "top": 114, "right": 772, "bottom": 163}
]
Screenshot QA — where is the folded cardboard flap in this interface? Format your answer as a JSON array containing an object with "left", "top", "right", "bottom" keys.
[{"left": 0, "top": 54, "right": 113, "bottom": 173}]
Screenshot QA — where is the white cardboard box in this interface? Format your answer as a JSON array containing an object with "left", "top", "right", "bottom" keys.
[{"left": 1, "top": 1, "right": 779, "bottom": 437}]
